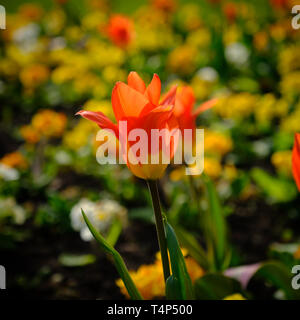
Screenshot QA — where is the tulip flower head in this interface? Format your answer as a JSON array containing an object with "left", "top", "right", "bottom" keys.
[
  {"left": 107, "top": 14, "right": 134, "bottom": 48},
  {"left": 292, "top": 133, "right": 300, "bottom": 191},
  {"left": 173, "top": 85, "right": 217, "bottom": 158},
  {"left": 77, "top": 72, "right": 179, "bottom": 180}
]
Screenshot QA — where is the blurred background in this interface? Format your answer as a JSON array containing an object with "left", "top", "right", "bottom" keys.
[{"left": 0, "top": 0, "right": 300, "bottom": 299}]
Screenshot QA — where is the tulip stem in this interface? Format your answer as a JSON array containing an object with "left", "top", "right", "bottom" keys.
[{"left": 147, "top": 180, "right": 171, "bottom": 282}]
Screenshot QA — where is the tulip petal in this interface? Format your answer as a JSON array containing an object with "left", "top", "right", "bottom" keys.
[
  {"left": 127, "top": 71, "right": 146, "bottom": 93},
  {"left": 292, "top": 133, "right": 300, "bottom": 191},
  {"left": 116, "top": 82, "right": 149, "bottom": 118},
  {"left": 145, "top": 74, "right": 161, "bottom": 105},
  {"left": 160, "top": 85, "right": 177, "bottom": 106},
  {"left": 193, "top": 98, "right": 218, "bottom": 116},
  {"left": 76, "top": 110, "right": 118, "bottom": 137}
]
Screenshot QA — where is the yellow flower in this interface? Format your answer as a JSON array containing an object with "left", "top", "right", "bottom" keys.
[
  {"left": 204, "top": 157, "right": 222, "bottom": 179},
  {"left": 223, "top": 25, "right": 241, "bottom": 46},
  {"left": 224, "top": 164, "right": 238, "bottom": 181},
  {"left": 63, "top": 120, "right": 96, "bottom": 151},
  {"left": 204, "top": 131, "right": 233, "bottom": 157},
  {"left": 0, "top": 152, "right": 27, "bottom": 169},
  {"left": 116, "top": 251, "right": 204, "bottom": 299},
  {"left": 280, "top": 101, "right": 300, "bottom": 133},
  {"left": 167, "top": 45, "right": 198, "bottom": 76},
  {"left": 214, "top": 93, "right": 258, "bottom": 120},
  {"left": 187, "top": 28, "right": 211, "bottom": 48},
  {"left": 32, "top": 110, "right": 67, "bottom": 138},
  {"left": 20, "top": 125, "right": 40, "bottom": 144},
  {"left": 278, "top": 45, "right": 300, "bottom": 75},
  {"left": 83, "top": 99, "right": 115, "bottom": 120},
  {"left": 271, "top": 150, "right": 292, "bottom": 176},
  {"left": 20, "top": 64, "right": 49, "bottom": 88},
  {"left": 224, "top": 293, "right": 246, "bottom": 300},
  {"left": 280, "top": 71, "right": 300, "bottom": 98},
  {"left": 253, "top": 31, "right": 268, "bottom": 51}
]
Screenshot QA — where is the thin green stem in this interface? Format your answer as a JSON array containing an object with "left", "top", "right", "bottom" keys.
[{"left": 147, "top": 180, "right": 171, "bottom": 282}]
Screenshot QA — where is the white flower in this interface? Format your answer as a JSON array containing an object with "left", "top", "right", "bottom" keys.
[
  {"left": 0, "top": 164, "right": 19, "bottom": 181},
  {"left": 70, "top": 198, "right": 127, "bottom": 241},
  {"left": 197, "top": 67, "right": 219, "bottom": 82},
  {"left": 225, "top": 42, "right": 249, "bottom": 67},
  {"left": 0, "top": 197, "right": 26, "bottom": 225},
  {"left": 12, "top": 23, "right": 40, "bottom": 53}
]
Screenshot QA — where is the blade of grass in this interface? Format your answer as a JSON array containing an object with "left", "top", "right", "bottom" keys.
[{"left": 82, "top": 209, "right": 143, "bottom": 300}]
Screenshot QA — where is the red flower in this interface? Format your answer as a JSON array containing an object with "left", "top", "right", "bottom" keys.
[
  {"left": 292, "top": 133, "right": 300, "bottom": 191},
  {"left": 223, "top": 2, "right": 237, "bottom": 23},
  {"left": 107, "top": 14, "right": 134, "bottom": 47},
  {"left": 77, "top": 72, "right": 178, "bottom": 180}
]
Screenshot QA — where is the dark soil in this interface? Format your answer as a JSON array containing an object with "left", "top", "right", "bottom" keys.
[{"left": 1, "top": 220, "right": 158, "bottom": 300}]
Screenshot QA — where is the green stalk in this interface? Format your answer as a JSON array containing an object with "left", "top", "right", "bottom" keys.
[{"left": 147, "top": 180, "right": 171, "bottom": 282}]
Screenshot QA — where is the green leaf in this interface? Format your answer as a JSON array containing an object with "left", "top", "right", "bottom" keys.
[
  {"left": 173, "top": 225, "right": 210, "bottom": 270},
  {"left": 251, "top": 168, "right": 297, "bottom": 203},
  {"left": 253, "top": 261, "right": 300, "bottom": 300},
  {"left": 165, "top": 222, "right": 194, "bottom": 300},
  {"left": 203, "top": 175, "right": 229, "bottom": 271},
  {"left": 194, "top": 274, "right": 242, "bottom": 300},
  {"left": 58, "top": 253, "right": 96, "bottom": 267},
  {"left": 166, "top": 275, "right": 181, "bottom": 300},
  {"left": 106, "top": 218, "right": 122, "bottom": 247},
  {"left": 81, "top": 209, "right": 143, "bottom": 300}
]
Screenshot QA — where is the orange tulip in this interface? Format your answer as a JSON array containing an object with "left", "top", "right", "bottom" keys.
[
  {"left": 107, "top": 14, "right": 134, "bottom": 48},
  {"left": 292, "top": 133, "right": 300, "bottom": 191},
  {"left": 77, "top": 72, "right": 178, "bottom": 180},
  {"left": 172, "top": 86, "right": 217, "bottom": 155}
]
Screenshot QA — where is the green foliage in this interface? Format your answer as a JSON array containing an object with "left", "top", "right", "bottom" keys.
[
  {"left": 202, "top": 175, "right": 230, "bottom": 271},
  {"left": 58, "top": 253, "right": 96, "bottom": 267},
  {"left": 194, "top": 274, "right": 242, "bottom": 300},
  {"left": 81, "top": 209, "right": 143, "bottom": 300},
  {"left": 251, "top": 168, "right": 297, "bottom": 203},
  {"left": 165, "top": 222, "right": 194, "bottom": 300}
]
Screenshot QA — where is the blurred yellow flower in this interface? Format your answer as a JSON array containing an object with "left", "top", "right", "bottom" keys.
[
  {"left": 32, "top": 109, "right": 67, "bottom": 138},
  {"left": 0, "top": 152, "right": 27, "bottom": 169},
  {"left": 223, "top": 25, "right": 241, "bottom": 45},
  {"left": 271, "top": 150, "right": 292, "bottom": 176},
  {"left": 224, "top": 293, "right": 246, "bottom": 300},
  {"left": 204, "top": 131, "right": 233, "bottom": 157},
  {"left": 214, "top": 93, "right": 258, "bottom": 120},
  {"left": 167, "top": 45, "right": 198, "bottom": 76},
  {"left": 116, "top": 251, "right": 204, "bottom": 299},
  {"left": 280, "top": 71, "right": 300, "bottom": 98},
  {"left": 63, "top": 120, "right": 96, "bottom": 151},
  {"left": 20, "top": 64, "right": 49, "bottom": 88},
  {"left": 20, "top": 125, "right": 40, "bottom": 144},
  {"left": 253, "top": 31, "right": 268, "bottom": 52},
  {"left": 278, "top": 45, "right": 300, "bottom": 75},
  {"left": 224, "top": 164, "right": 238, "bottom": 181},
  {"left": 204, "top": 157, "right": 222, "bottom": 179},
  {"left": 280, "top": 101, "right": 300, "bottom": 133},
  {"left": 187, "top": 28, "right": 211, "bottom": 48}
]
